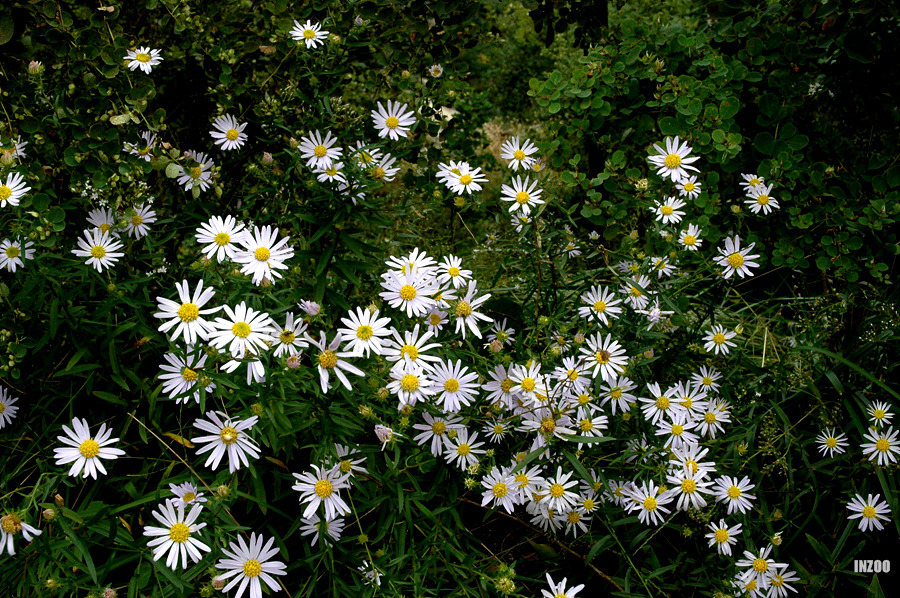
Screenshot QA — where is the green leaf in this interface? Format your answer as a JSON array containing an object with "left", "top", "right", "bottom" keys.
[
  {"left": 56, "top": 516, "right": 99, "bottom": 584},
  {"left": 0, "top": 15, "right": 14, "bottom": 45},
  {"left": 758, "top": 93, "right": 779, "bottom": 117},
  {"left": 164, "top": 163, "right": 180, "bottom": 179},
  {"left": 754, "top": 132, "right": 774, "bottom": 155},
  {"left": 110, "top": 114, "right": 131, "bottom": 126},
  {"left": 720, "top": 98, "right": 740, "bottom": 119},
  {"left": 658, "top": 116, "right": 679, "bottom": 136}
]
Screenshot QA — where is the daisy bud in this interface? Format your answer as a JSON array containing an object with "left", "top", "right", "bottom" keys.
[
  {"left": 289, "top": 137, "right": 298, "bottom": 149},
  {"left": 731, "top": 204, "right": 742, "bottom": 213},
  {"left": 28, "top": 60, "right": 45, "bottom": 75},
  {"left": 103, "top": 587, "right": 117, "bottom": 598},
  {"left": 488, "top": 340, "right": 503, "bottom": 353},
  {"left": 622, "top": 412, "right": 632, "bottom": 421},
  {"left": 454, "top": 196, "right": 466, "bottom": 208},
  {"left": 359, "top": 404, "right": 374, "bottom": 418},
  {"left": 495, "top": 578, "right": 516, "bottom": 595},
  {"left": 771, "top": 532, "right": 783, "bottom": 546},
  {"left": 537, "top": 316, "right": 549, "bottom": 327},
  {"left": 54, "top": 494, "right": 64, "bottom": 507},
  {"left": 366, "top": 303, "right": 378, "bottom": 314},
  {"left": 376, "top": 387, "right": 390, "bottom": 400},
  {"left": 286, "top": 355, "right": 301, "bottom": 369},
  {"left": 0, "top": 152, "right": 13, "bottom": 166},
  {"left": 629, "top": 229, "right": 639, "bottom": 240},
  {"left": 574, "top": 332, "right": 585, "bottom": 344},
  {"left": 463, "top": 477, "right": 477, "bottom": 490},
  {"left": 211, "top": 577, "right": 225, "bottom": 590},
  {"left": 216, "top": 484, "right": 230, "bottom": 498},
  {"left": 262, "top": 152, "right": 273, "bottom": 164},
  {"left": 45, "top": 579, "right": 59, "bottom": 590},
  {"left": 42, "top": 508, "right": 56, "bottom": 521},
  {"left": 251, "top": 403, "right": 264, "bottom": 416},
  {"left": 357, "top": 533, "right": 369, "bottom": 543},
  {"left": 549, "top": 345, "right": 562, "bottom": 357},
  {"left": 734, "top": 324, "right": 744, "bottom": 334}
]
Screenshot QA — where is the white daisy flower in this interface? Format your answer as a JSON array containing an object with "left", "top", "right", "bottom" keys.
[
  {"left": 123, "top": 131, "right": 157, "bottom": 161},
  {"left": 846, "top": 493, "right": 891, "bottom": 532},
  {"left": 142, "top": 501, "right": 210, "bottom": 570},
  {"left": 378, "top": 270, "right": 440, "bottom": 318},
  {"left": 413, "top": 413, "right": 463, "bottom": 457},
  {"left": 338, "top": 306, "right": 392, "bottom": 357},
  {"left": 541, "top": 573, "right": 584, "bottom": 598},
  {"left": 348, "top": 140, "right": 382, "bottom": 168},
  {"left": 739, "top": 173, "right": 765, "bottom": 193},
  {"left": 191, "top": 411, "right": 261, "bottom": 473},
  {"left": 577, "top": 284, "right": 622, "bottom": 325},
  {"left": 0, "top": 237, "right": 34, "bottom": 273},
  {"left": 87, "top": 207, "right": 117, "bottom": 235},
  {"left": 371, "top": 100, "right": 416, "bottom": 141},
  {"left": 215, "top": 533, "right": 287, "bottom": 598},
  {"left": 71, "top": 228, "right": 124, "bottom": 272},
  {"left": 599, "top": 376, "right": 638, "bottom": 415},
  {"left": 714, "top": 475, "right": 756, "bottom": 515},
  {"left": 691, "top": 365, "right": 722, "bottom": 393},
  {"left": 705, "top": 519, "right": 742, "bottom": 556},
  {"left": 385, "top": 246, "right": 438, "bottom": 277},
  {"left": 358, "top": 559, "right": 382, "bottom": 586},
  {"left": 861, "top": 427, "right": 900, "bottom": 466},
  {"left": 696, "top": 400, "right": 731, "bottom": 439},
  {"left": 437, "top": 161, "right": 488, "bottom": 195},
  {"left": 233, "top": 225, "right": 295, "bottom": 286},
  {"left": 639, "top": 382, "right": 684, "bottom": 426},
  {"left": 676, "top": 175, "right": 702, "bottom": 199},
  {"left": 0, "top": 513, "right": 42, "bottom": 556},
  {"left": 298, "top": 130, "right": 342, "bottom": 170},
  {"left": 306, "top": 332, "right": 365, "bottom": 393},
  {"left": 300, "top": 514, "right": 344, "bottom": 547},
  {"left": 482, "top": 364, "right": 520, "bottom": 410},
  {"left": 0, "top": 387, "right": 20, "bottom": 429},
  {"left": 704, "top": 325, "right": 737, "bottom": 355},
  {"left": 210, "top": 114, "right": 249, "bottom": 151},
  {"left": 745, "top": 183, "right": 780, "bottom": 214},
  {"left": 453, "top": 281, "right": 492, "bottom": 339},
  {"left": 207, "top": 301, "right": 276, "bottom": 359},
  {"left": 428, "top": 64, "right": 444, "bottom": 78},
  {"left": 509, "top": 362, "right": 548, "bottom": 405},
  {"left": 159, "top": 347, "right": 215, "bottom": 404},
  {"left": 735, "top": 545, "right": 787, "bottom": 591},
  {"left": 499, "top": 175, "right": 543, "bottom": 215},
  {"left": 678, "top": 223, "right": 703, "bottom": 251},
  {"left": 273, "top": 312, "right": 309, "bottom": 358},
  {"left": 123, "top": 46, "right": 163, "bottom": 74},
  {"left": 222, "top": 357, "right": 267, "bottom": 386},
  {"left": 53, "top": 418, "right": 126, "bottom": 479},
  {"left": 625, "top": 480, "right": 674, "bottom": 526},
  {"left": 654, "top": 196, "right": 687, "bottom": 225},
  {"left": 168, "top": 481, "right": 207, "bottom": 506},
  {"left": 290, "top": 20, "right": 329, "bottom": 48},
  {"left": 425, "top": 308, "right": 448, "bottom": 336},
  {"left": 647, "top": 136, "right": 701, "bottom": 181},
  {"left": 815, "top": 427, "right": 848, "bottom": 458},
  {"left": 329, "top": 443, "right": 368, "bottom": 477},
  {"left": 500, "top": 136, "right": 538, "bottom": 171},
  {"left": 579, "top": 332, "right": 627, "bottom": 382},
  {"left": 292, "top": 464, "right": 351, "bottom": 520},
  {"left": 650, "top": 256, "right": 676, "bottom": 279},
  {"left": 381, "top": 325, "right": 442, "bottom": 365},
  {"left": 176, "top": 151, "right": 214, "bottom": 192},
  {"left": 714, "top": 235, "right": 761, "bottom": 279},
  {"left": 0, "top": 135, "right": 28, "bottom": 161},
  {"left": 868, "top": 400, "right": 894, "bottom": 428},
  {"left": 298, "top": 299, "right": 321, "bottom": 317},
  {"left": 539, "top": 467, "right": 580, "bottom": 513},
  {"left": 443, "top": 427, "right": 485, "bottom": 470},
  {"left": 481, "top": 467, "right": 518, "bottom": 513},
  {"left": 316, "top": 160, "right": 347, "bottom": 185},
  {"left": 387, "top": 357, "right": 436, "bottom": 408},
  {"left": 486, "top": 319, "right": 515, "bottom": 347},
  {"left": 436, "top": 255, "right": 472, "bottom": 289},
  {"left": 431, "top": 359, "right": 480, "bottom": 413},
  {"left": 768, "top": 569, "right": 801, "bottom": 598},
  {"left": 125, "top": 204, "right": 157, "bottom": 239},
  {"left": 195, "top": 215, "right": 246, "bottom": 263},
  {"left": 154, "top": 279, "right": 219, "bottom": 346},
  {"left": 666, "top": 466, "right": 713, "bottom": 511},
  {"left": 620, "top": 275, "right": 652, "bottom": 310},
  {"left": 655, "top": 411, "right": 699, "bottom": 451}
]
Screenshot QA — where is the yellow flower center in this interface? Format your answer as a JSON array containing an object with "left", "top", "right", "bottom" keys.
[
  {"left": 514, "top": 473, "right": 529, "bottom": 487},
  {"left": 661, "top": 205, "right": 674, "bottom": 215},
  {"left": 214, "top": 232, "right": 230, "bottom": 246},
  {"left": 455, "top": 301, "right": 472, "bottom": 317},
  {"left": 712, "top": 333, "right": 726, "bottom": 345},
  {"left": 456, "top": 443, "right": 471, "bottom": 456},
  {"left": 254, "top": 247, "right": 271, "bottom": 262},
  {"left": 99, "top": 223, "right": 112, "bottom": 233},
  {"left": 756, "top": 194, "right": 769, "bottom": 205},
  {"left": 567, "top": 369, "right": 579, "bottom": 381},
  {"left": 79, "top": 439, "right": 100, "bottom": 458},
  {"left": 875, "top": 438, "right": 890, "bottom": 452},
  {"left": 314, "top": 479, "right": 333, "bottom": 497},
  {"left": 630, "top": 286, "right": 642, "bottom": 297},
  {"left": 592, "top": 300, "right": 607, "bottom": 313},
  {"left": 515, "top": 191, "right": 530, "bottom": 204},
  {"left": 219, "top": 426, "right": 239, "bottom": 444},
  {"left": 138, "top": 146, "right": 150, "bottom": 155},
  {"left": 579, "top": 419, "right": 593, "bottom": 432},
  {"left": 873, "top": 409, "right": 885, "bottom": 420},
  {"left": 683, "top": 182, "right": 695, "bottom": 192},
  {"left": 771, "top": 575, "right": 784, "bottom": 587},
  {"left": 313, "top": 144, "right": 327, "bottom": 158},
  {"left": 500, "top": 378, "right": 514, "bottom": 392},
  {"left": 182, "top": 367, "right": 199, "bottom": 382},
  {"left": 862, "top": 505, "right": 876, "bottom": 519},
  {"left": 749, "top": 178, "right": 760, "bottom": 186},
  {"left": 685, "top": 459, "right": 698, "bottom": 474},
  {"left": 428, "top": 314, "right": 442, "bottom": 326},
  {"left": 225, "top": 129, "right": 240, "bottom": 141},
  {"left": 825, "top": 437, "right": 838, "bottom": 448},
  {"left": 350, "top": 325, "right": 373, "bottom": 341},
  {"left": 459, "top": 174, "right": 473, "bottom": 186},
  {"left": 683, "top": 234, "right": 696, "bottom": 246},
  {"left": 90, "top": 246, "right": 106, "bottom": 259},
  {"left": 432, "top": 422, "right": 446, "bottom": 435},
  {"left": 182, "top": 492, "right": 196, "bottom": 503},
  {"left": 549, "top": 483, "right": 565, "bottom": 498},
  {"left": 303, "top": 29, "right": 316, "bottom": 39},
  {"left": 5, "top": 246, "right": 20, "bottom": 259},
  {"left": 656, "top": 396, "right": 669, "bottom": 410},
  {"left": 493, "top": 424, "right": 504, "bottom": 435},
  {"left": 444, "top": 378, "right": 460, "bottom": 393},
  {"left": 704, "top": 412, "right": 717, "bottom": 423},
  {"left": 400, "top": 374, "right": 419, "bottom": 392},
  {"left": 231, "top": 322, "right": 251, "bottom": 338},
  {"left": 135, "top": 52, "right": 151, "bottom": 63},
  {"left": 0, "top": 514, "right": 21, "bottom": 535},
  {"left": 540, "top": 417, "right": 556, "bottom": 434},
  {"left": 492, "top": 482, "right": 508, "bottom": 498},
  {"left": 702, "top": 375, "right": 713, "bottom": 385},
  {"left": 0, "top": 187, "right": 12, "bottom": 201},
  {"left": 400, "top": 344, "right": 418, "bottom": 360},
  {"left": 643, "top": 496, "right": 658, "bottom": 511},
  {"left": 753, "top": 558, "right": 769, "bottom": 573},
  {"left": 727, "top": 486, "right": 741, "bottom": 499},
  {"left": 727, "top": 253, "right": 744, "bottom": 268},
  {"left": 595, "top": 350, "right": 611, "bottom": 364},
  {"left": 714, "top": 528, "right": 729, "bottom": 543},
  {"left": 0, "top": 403, "right": 4, "bottom": 414},
  {"left": 131, "top": 214, "right": 143, "bottom": 226},
  {"left": 190, "top": 166, "right": 203, "bottom": 179},
  {"left": 521, "top": 377, "right": 536, "bottom": 392},
  {"left": 243, "top": 558, "right": 262, "bottom": 577},
  {"left": 178, "top": 303, "right": 199, "bottom": 322},
  {"left": 318, "top": 350, "right": 338, "bottom": 369},
  {"left": 610, "top": 389, "right": 623, "bottom": 401},
  {"left": 448, "top": 266, "right": 460, "bottom": 277},
  {"left": 168, "top": 522, "right": 191, "bottom": 543},
  {"left": 280, "top": 330, "right": 295, "bottom": 345},
  {"left": 680, "top": 479, "right": 697, "bottom": 494},
  {"left": 340, "top": 459, "right": 352, "bottom": 473},
  {"left": 513, "top": 150, "right": 525, "bottom": 160},
  {"left": 372, "top": 166, "right": 385, "bottom": 179},
  {"left": 399, "top": 284, "right": 417, "bottom": 301},
  {"left": 664, "top": 153, "right": 681, "bottom": 169},
  {"left": 671, "top": 424, "right": 684, "bottom": 436},
  {"left": 584, "top": 498, "right": 596, "bottom": 510},
  {"left": 745, "top": 579, "right": 758, "bottom": 591},
  {"left": 385, "top": 116, "right": 400, "bottom": 129}
]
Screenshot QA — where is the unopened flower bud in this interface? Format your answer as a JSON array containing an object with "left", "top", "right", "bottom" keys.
[
  {"left": 488, "top": 340, "right": 503, "bottom": 353},
  {"left": 286, "top": 355, "right": 301, "bottom": 369},
  {"left": 262, "top": 152, "right": 273, "bottom": 164},
  {"left": 251, "top": 403, "right": 264, "bottom": 416},
  {"left": 103, "top": 587, "right": 117, "bottom": 598},
  {"left": 454, "top": 196, "right": 466, "bottom": 208},
  {"left": 42, "top": 508, "right": 56, "bottom": 521},
  {"left": 376, "top": 387, "right": 390, "bottom": 400},
  {"left": 359, "top": 404, "right": 375, "bottom": 418},
  {"left": 54, "top": 494, "right": 64, "bottom": 508},
  {"left": 216, "top": 484, "right": 230, "bottom": 498},
  {"left": 212, "top": 577, "right": 225, "bottom": 590},
  {"left": 28, "top": 60, "right": 44, "bottom": 75}
]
